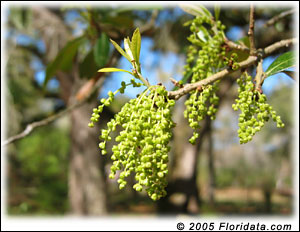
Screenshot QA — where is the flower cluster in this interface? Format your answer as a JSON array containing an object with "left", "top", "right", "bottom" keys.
[
  {"left": 232, "top": 73, "right": 285, "bottom": 144},
  {"left": 90, "top": 85, "right": 175, "bottom": 201},
  {"left": 184, "top": 84, "right": 219, "bottom": 144},
  {"left": 183, "top": 15, "right": 227, "bottom": 143}
]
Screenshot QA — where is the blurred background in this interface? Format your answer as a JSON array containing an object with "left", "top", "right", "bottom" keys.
[{"left": 3, "top": 3, "right": 295, "bottom": 216}]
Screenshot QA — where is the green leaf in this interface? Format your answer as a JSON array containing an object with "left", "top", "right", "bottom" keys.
[
  {"left": 214, "top": 5, "right": 220, "bottom": 21},
  {"left": 180, "top": 4, "right": 212, "bottom": 19},
  {"left": 110, "top": 39, "right": 132, "bottom": 63},
  {"left": 79, "top": 50, "right": 98, "bottom": 79},
  {"left": 98, "top": 67, "right": 133, "bottom": 75},
  {"left": 265, "top": 51, "right": 295, "bottom": 77},
  {"left": 44, "top": 36, "right": 86, "bottom": 88},
  {"left": 199, "top": 5, "right": 212, "bottom": 18},
  {"left": 130, "top": 28, "right": 141, "bottom": 64},
  {"left": 124, "top": 37, "right": 134, "bottom": 60},
  {"left": 93, "top": 33, "right": 110, "bottom": 67}
]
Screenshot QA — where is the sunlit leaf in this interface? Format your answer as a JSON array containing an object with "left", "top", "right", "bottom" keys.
[
  {"left": 110, "top": 39, "right": 132, "bottom": 63},
  {"left": 265, "top": 51, "right": 295, "bottom": 77},
  {"left": 98, "top": 67, "right": 133, "bottom": 75},
  {"left": 180, "top": 4, "right": 212, "bottom": 19},
  {"left": 214, "top": 5, "right": 220, "bottom": 21},
  {"left": 124, "top": 37, "right": 134, "bottom": 61},
  {"left": 199, "top": 5, "right": 212, "bottom": 18},
  {"left": 130, "top": 28, "right": 141, "bottom": 64}
]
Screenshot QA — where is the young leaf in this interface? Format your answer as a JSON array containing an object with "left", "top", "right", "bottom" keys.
[
  {"left": 214, "top": 5, "right": 220, "bottom": 21},
  {"left": 265, "top": 51, "right": 295, "bottom": 77},
  {"left": 93, "top": 33, "right": 110, "bottom": 67},
  {"left": 130, "top": 28, "right": 141, "bottom": 64},
  {"left": 98, "top": 67, "right": 133, "bottom": 75},
  {"left": 124, "top": 37, "right": 134, "bottom": 61},
  {"left": 110, "top": 39, "right": 132, "bottom": 63},
  {"left": 44, "top": 36, "right": 86, "bottom": 88},
  {"left": 180, "top": 4, "right": 212, "bottom": 19},
  {"left": 199, "top": 5, "right": 212, "bottom": 18}
]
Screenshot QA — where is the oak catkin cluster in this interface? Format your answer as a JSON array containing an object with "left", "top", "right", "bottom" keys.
[
  {"left": 232, "top": 73, "right": 284, "bottom": 144},
  {"left": 89, "top": 83, "right": 175, "bottom": 201},
  {"left": 183, "top": 15, "right": 227, "bottom": 142}
]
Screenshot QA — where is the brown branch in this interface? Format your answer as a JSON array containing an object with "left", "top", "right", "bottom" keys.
[
  {"left": 254, "top": 58, "right": 265, "bottom": 91},
  {"left": 2, "top": 74, "right": 108, "bottom": 147},
  {"left": 2, "top": 101, "right": 83, "bottom": 146},
  {"left": 140, "top": 10, "right": 158, "bottom": 34},
  {"left": 264, "top": 9, "right": 294, "bottom": 27},
  {"left": 248, "top": 5, "right": 256, "bottom": 55},
  {"left": 3, "top": 50, "right": 121, "bottom": 147},
  {"left": 224, "top": 38, "right": 250, "bottom": 53},
  {"left": 168, "top": 38, "right": 296, "bottom": 100}
]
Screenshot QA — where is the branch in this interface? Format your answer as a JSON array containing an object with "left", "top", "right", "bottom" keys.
[
  {"left": 264, "top": 9, "right": 294, "bottom": 27},
  {"left": 254, "top": 58, "right": 265, "bottom": 91},
  {"left": 168, "top": 38, "right": 296, "bottom": 100},
  {"left": 3, "top": 50, "right": 121, "bottom": 147},
  {"left": 140, "top": 10, "right": 158, "bottom": 34},
  {"left": 224, "top": 38, "right": 250, "bottom": 53},
  {"left": 2, "top": 101, "right": 84, "bottom": 146},
  {"left": 248, "top": 5, "right": 256, "bottom": 55}
]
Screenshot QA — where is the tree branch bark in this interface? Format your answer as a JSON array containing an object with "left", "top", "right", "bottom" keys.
[
  {"left": 248, "top": 5, "right": 256, "bottom": 55},
  {"left": 264, "top": 9, "right": 294, "bottom": 27}
]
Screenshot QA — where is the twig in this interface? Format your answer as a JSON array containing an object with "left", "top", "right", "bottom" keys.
[
  {"left": 3, "top": 52, "right": 120, "bottom": 147},
  {"left": 168, "top": 38, "right": 295, "bottom": 100},
  {"left": 248, "top": 5, "right": 256, "bottom": 55},
  {"left": 224, "top": 38, "right": 250, "bottom": 53},
  {"left": 264, "top": 9, "right": 294, "bottom": 27},
  {"left": 170, "top": 77, "right": 183, "bottom": 88},
  {"left": 140, "top": 10, "right": 158, "bottom": 34},
  {"left": 254, "top": 58, "right": 265, "bottom": 91},
  {"left": 2, "top": 74, "right": 108, "bottom": 147},
  {"left": 2, "top": 101, "right": 83, "bottom": 146}
]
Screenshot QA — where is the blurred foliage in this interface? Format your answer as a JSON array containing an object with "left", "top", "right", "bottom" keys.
[{"left": 8, "top": 125, "right": 70, "bottom": 215}]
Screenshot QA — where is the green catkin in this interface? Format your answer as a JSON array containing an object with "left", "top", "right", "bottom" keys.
[
  {"left": 89, "top": 85, "right": 175, "bottom": 201},
  {"left": 183, "top": 16, "right": 227, "bottom": 143},
  {"left": 232, "top": 72, "right": 284, "bottom": 144}
]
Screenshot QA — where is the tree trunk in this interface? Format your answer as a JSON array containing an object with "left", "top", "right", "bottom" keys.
[
  {"left": 68, "top": 102, "right": 107, "bottom": 215},
  {"left": 207, "top": 119, "right": 215, "bottom": 205}
]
